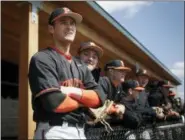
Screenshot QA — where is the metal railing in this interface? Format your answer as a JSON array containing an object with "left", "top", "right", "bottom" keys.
[{"left": 85, "top": 116, "right": 185, "bottom": 140}]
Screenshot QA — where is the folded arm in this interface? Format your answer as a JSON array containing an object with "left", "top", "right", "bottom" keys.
[
  {"left": 60, "top": 86, "right": 101, "bottom": 108},
  {"left": 39, "top": 91, "right": 81, "bottom": 113}
]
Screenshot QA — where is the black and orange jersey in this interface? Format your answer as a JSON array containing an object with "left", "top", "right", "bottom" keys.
[{"left": 28, "top": 47, "right": 105, "bottom": 123}]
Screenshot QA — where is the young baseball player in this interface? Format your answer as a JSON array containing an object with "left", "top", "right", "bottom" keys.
[
  {"left": 99, "top": 60, "right": 131, "bottom": 118},
  {"left": 28, "top": 7, "right": 105, "bottom": 139},
  {"left": 78, "top": 41, "right": 103, "bottom": 83}
]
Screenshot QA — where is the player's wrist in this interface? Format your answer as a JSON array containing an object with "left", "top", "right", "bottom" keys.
[
  {"left": 61, "top": 86, "right": 83, "bottom": 95},
  {"left": 68, "top": 88, "right": 83, "bottom": 100}
]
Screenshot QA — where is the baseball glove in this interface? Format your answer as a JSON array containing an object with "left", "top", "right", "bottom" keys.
[{"left": 87, "top": 100, "right": 114, "bottom": 132}]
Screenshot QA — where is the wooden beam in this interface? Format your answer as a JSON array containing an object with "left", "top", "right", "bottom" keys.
[
  {"left": 40, "top": 1, "right": 161, "bottom": 80},
  {"left": 2, "top": 36, "right": 19, "bottom": 64},
  {"left": 2, "top": 29, "right": 20, "bottom": 43},
  {"left": 1, "top": 14, "right": 22, "bottom": 38},
  {"left": 1, "top": 1, "right": 21, "bottom": 21},
  {"left": 18, "top": 3, "right": 39, "bottom": 139}
]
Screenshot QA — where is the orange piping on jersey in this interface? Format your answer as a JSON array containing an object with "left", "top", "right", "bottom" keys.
[{"left": 35, "top": 88, "right": 61, "bottom": 98}]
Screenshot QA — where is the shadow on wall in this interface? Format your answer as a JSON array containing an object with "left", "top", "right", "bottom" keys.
[
  {"left": 1, "top": 60, "right": 19, "bottom": 137},
  {"left": 1, "top": 98, "right": 19, "bottom": 137}
]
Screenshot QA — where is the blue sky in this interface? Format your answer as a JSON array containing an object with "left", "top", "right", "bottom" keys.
[{"left": 97, "top": 1, "right": 184, "bottom": 101}]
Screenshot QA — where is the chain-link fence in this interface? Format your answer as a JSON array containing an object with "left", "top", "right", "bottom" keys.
[{"left": 85, "top": 116, "right": 185, "bottom": 140}]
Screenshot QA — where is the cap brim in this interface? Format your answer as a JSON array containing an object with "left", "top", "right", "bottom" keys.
[
  {"left": 163, "top": 85, "right": 174, "bottom": 88},
  {"left": 134, "top": 87, "right": 145, "bottom": 91},
  {"left": 53, "top": 12, "right": 83, "bottom": 24},
  {"left": 80, "top": 46, "right": 104, "bottom": 58},
  {"left": 168, "top": 93, "right": 176, "bottom": 96},
  {"left": 113, "top": 67, "right": 131, "bottom": 71}
]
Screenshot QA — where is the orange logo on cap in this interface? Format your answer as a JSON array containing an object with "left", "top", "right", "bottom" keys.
[
  {"left": 143, "top": 70, "right": 147, "bottom": 74},
  {"left": 168, "top": 81, "right": 171, "bottom": 85},
  {"left": 120, "top": 60, "right": 124, "bottom": 66},
  {"left": 63, "top": 7, "right": 71, "bottom": 13},
  {"left": 90, "top": 42, "right": 95, "bottom": 46}
]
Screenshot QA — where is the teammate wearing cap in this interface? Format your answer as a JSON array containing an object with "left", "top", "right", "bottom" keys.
[
  {"left": 135, "top": 70, "right": 165, "bottom": 123},
  {"left": 120, "top": 80, "right": 145, "bottom": 128},
  {"left": 147, "top": 80, "right": 182, "bottom": 120},
  {"left": 135, "top": 69, "right": 152, "bottom": 111},
  {"left": 148, "top": 80, "right": 172, "bottom": 110},
  {"left": 28, "top": 7, "right": 105, "bottom": 139},
  {"left": 78, "top": 48, "right": 126, "bottom": 122},
  {"left": 78, "top": 41, "right": 103, "bottom": 83},
  {"left": 161, "top": 80, "right": 174, "bottom": 110},
  {"left": 120, "top": 80, "right": 147, "bottom": 139},
  {"left": 98, "top": 60, "right": 132, "bottom": 120},
  {"left": 168, "top": 90, "right": 178, "bottom": 110},
  {"left": 121, "top": 80, "right": 164, "bottom": 139},
  {"left": 168, "top": 90, "right": 182, "bottom": 115},
  {"left": 136, "top": 69, "right": 150, "bottom": 88}
]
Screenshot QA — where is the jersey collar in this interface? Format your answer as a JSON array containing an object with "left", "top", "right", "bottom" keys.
[{"left": 50, "top": 46, "right": 72, "bottom": 60}]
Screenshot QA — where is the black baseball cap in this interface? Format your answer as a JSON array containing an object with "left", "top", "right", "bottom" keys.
[
  {"left": 48, "top": 7, "right": 83, "bottom": 25},
  {"left": 122, "top": 80, "right": 144, "bottom": 91},
  {"left": 104, "top": 60, "right": 131, "bottom": 71},
  {"left": 136, "top": 69, "right": 149, "bottom": 77}
]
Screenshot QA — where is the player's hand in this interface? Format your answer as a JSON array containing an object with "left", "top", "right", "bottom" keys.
[
  {"left": 153, "top": 107, "right": 165, "bottom": 119},
  {"left": 115, "top": 104, "right": 126, "bottom": 115},
  {"left": 152, "top": 107, "right": 164, "bottom": 113},
  {"left": 167, "top": 109, "right": 180, "bottom": 117},
  {"left": 106, "top": 104, "right": 125, "bottom": 115},
  {"left": 156, "top": 111, "right": 165, "bottom": 119},
  {"left": 105, "top": 103, "right": 116, "bottom": 114}
]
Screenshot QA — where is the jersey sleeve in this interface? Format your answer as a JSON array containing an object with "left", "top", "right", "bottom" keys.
[
  {"left": 83, "top": 67, "right": 106, "bottom": 105},
  {"left": 98, "top": 77, "right": 111, "bottom": 99},
  {"left": 28, "top": 52, "right": 61, "bottom": 98},
  {"left": 98, "top": 77, "right": 109, "bottom": 95}
]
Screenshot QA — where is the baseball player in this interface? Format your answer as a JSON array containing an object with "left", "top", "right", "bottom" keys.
[
  {"left": 168, "top": 90, "right": 182, "bottom": 114},
  {"left": 121, "top": 80, "right": 164, "bottom": 140},
  {"left": 78, "top": 41, "right": 103, "bottom": 83},
  {"left": 120, "top": 80, "right": 145, "bottom": 127},
  {"left": 135, "top": 69, "right": 151, "bottom": 110},
  {"left": 28, "top": 7, "right": 105, "bottom": 139},
  {"left": 134, "top": 69, "right": 165, "bottom": 122},
  {"left": 147, "top": 80, "right": 182, "bottom": 121},
  {"left": 148, "top": 80, "right": 172, "bottom": 110},
  {"left": 136, "top": 69, "right": 149, "bottom": 88},
  {"left": 99, "top": 60, "right": 131, "bottom": 119}
]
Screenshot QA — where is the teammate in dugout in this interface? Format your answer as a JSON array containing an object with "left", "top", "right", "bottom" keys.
[
  {"left": 135, "top": 69, "right": 150, "bottom": 108},
  {"left": 168, "top": 90, "right": 183, "bottom": 114},
  {"left": 78, "top": 41, "right": 103, "bottom": 83},
  {"left": 148, "top": 80, "right": 180, "bottom": 117},
  {"left": 77, "top": 42, "right": 126, "bottom": 122},
  {"left": 28, "top": 7, "right": 106, "bottom": 139},
  {"left": 134, "top": 69, "right": 164, "bottom": 121},
  {"left": 99, "top": 60, "right": 131, "bottom": 120}
]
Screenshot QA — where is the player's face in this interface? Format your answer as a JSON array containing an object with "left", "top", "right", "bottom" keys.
[
  {"left": 80, "top": 49, "right": 99, "bottom": 71},
  {"left": 112, "top": 69, "right": 127, "bottom": 83},
  {"left": 50, "top": 16, "right": 76, "bottom": 43},
  {"left": 137, "top": 75, "right": 149, "bottom": 87}
]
